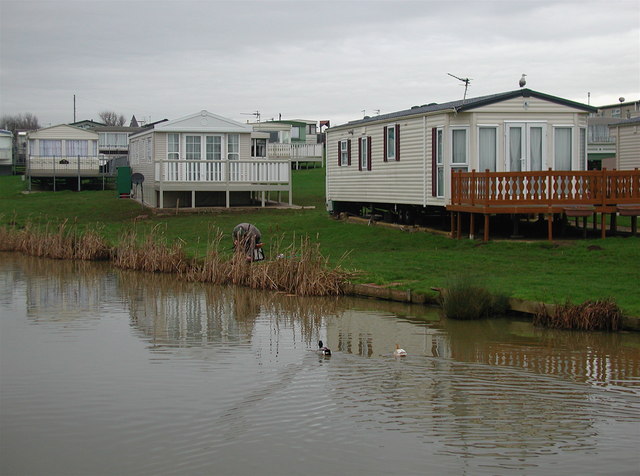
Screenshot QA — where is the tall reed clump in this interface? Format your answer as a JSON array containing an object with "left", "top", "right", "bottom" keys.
[
  {"left": 534, "top": 298, "right": 622, "bottom": 331},
  {"left": 440, "top": 275, "right": 510, "bottom": 320},
  {"left": 187, "top": 233, "right": 351, "bottom": 296},
  {"left": 248, "top": 235, "right": 350, "bottom": 296},
  {"left": 0, "top": 219, "right": 110, "bottom": 260},
  {"left": 112, "top": 226, "right": 190, "bottom": 274}
]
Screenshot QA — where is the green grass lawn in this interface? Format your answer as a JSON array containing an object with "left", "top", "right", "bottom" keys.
[{"left": 1, "top": 171, "right": 639, "bottom": 315}]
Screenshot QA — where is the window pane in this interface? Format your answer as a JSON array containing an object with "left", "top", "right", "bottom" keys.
[
  {"left": 529, "top": 127, "right": 543, "bottom": 171},
  {"left": 206, "top": 136, "right": 222, "bottom": 160},
  {"left": 452, "top": 129, "right": 466, "bottom": 164},
  {"left": 555, "top": 128, "right": 572, "bottom": 170},
  {"left": 387, "top": 127, "right": 395, "bottom": 159},
  {"left": 509, "top": 128, "right": 522, "bottom": 171},
  {"left": 228, "top": 134, "right": 239, "bottom": 160},
  {"left": 436, "top": 129, "right": 443, "bottom": 165},
  {"left": 186, "top": 136, "right": 201, "bottom": 160},
  {"left": 479, "top": 128, "right": 496, "bottom": 172}
]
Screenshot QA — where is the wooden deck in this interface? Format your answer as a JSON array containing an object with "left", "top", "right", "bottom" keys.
[{"left": 447, "top": 169, "right": 640, "bottom": 241}]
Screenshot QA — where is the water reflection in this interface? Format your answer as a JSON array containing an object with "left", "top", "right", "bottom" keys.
[{"left": 2, "top": 252, "right": 639, "bottom": 475}]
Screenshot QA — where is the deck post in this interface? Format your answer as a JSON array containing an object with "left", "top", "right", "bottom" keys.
[
  {"left": 469, "top": 213, "right": 475, "bottom": 240},
  {"left": 610, "top": 213, "right": 617, "bottom": 236},
  {"left": 483, "top": 214, "right": 489, "bottom": 242},
  {"left": 601, "top": 212, "right": 606, "bottom": 239},
  {"left": 456, "top": 212, "right": 462, "bottom": 240},
  {"left": 547, "top": 209, "right": 553, "bottom": 242},
  {"left": 450, "top": 212, "right": 456, "bottom": 238}
]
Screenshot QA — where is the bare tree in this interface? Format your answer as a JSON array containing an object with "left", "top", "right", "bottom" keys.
[
  {"left": 1, "top": 113, "right": 41, "bottom": 134},
  {"left": 98, "top": 110, "right": 126, "bottom": 126}
]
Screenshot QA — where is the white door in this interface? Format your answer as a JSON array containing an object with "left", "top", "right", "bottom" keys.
[{"left": 505, "top": 123, "right": 546, "bottom": 171}]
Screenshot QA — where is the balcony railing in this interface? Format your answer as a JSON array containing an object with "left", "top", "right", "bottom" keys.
[
  {"left": 27, "top": 155, "right": 111, "bottom": 174},
  {"left": 155, "top": 159, "right": 290, "bottom": 184},
  {"left": 451, "top": 169, "right": 640, "bottom": 208},
  {"left": 267, "top": 143, "right": 323, "bottom": 160}
]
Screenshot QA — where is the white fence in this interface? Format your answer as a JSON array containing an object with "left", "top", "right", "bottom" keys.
[
  {"left": 27, "top": 156, "right": 104, "bottom": 174},
  {"left": 156, "top": 159, "right": 290, "bottom": 183},
  {"left": 267, "top": 143, "right": 323, "bottom": 160}
]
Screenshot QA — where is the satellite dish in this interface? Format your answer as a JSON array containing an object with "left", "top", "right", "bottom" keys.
[{"left": 131, "top": 173, "right": 145, "bottom": 184}]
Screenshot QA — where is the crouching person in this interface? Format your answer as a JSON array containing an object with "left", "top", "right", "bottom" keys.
[{"left": 232, "top": 223, "right": 265, "bottom": 262}]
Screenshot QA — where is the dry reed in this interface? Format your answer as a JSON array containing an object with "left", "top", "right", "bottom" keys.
[
  {"left": 0, "top": 219, "right": 110, "bottom": 260},
  {"left": 112, "top": 226, "right": 190, "bottom": 274},
  {"left": 534, "top": 298, "right": 623, "bottom": 331},
  {"left": 2, "top": 220, "right": 351, "bottom": 296}
]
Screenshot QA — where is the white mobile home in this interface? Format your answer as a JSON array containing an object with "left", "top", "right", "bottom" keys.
[
  {"left": 129, "top": 110, "right": 291, "bottom": 209},
  {"left": 0, "top": 129, "right": 13, "bottom": 175},
  {"left": 326, "top": 89, "right": 596, "bottom": 222},
  {"left": 26, "top": 124, "right": 101, "bottom": 189},
  {"left": 609, "top": 116, "right": 640, "bottom": 170}
]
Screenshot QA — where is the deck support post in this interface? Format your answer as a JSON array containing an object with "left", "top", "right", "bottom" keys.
[
  {"left": 601, "top": 212, "right": 606, "bottom": 239},
  {"left": 547, "top": 210, "right": 553, "bottom": 242},
  {"left": 450, "top": 212, "right": 456, "bottom": 238},
  {"left": 582, "top": 216, "right": 588, "bottom": 239},
  {"left": 469, "top": 213, "right": 475, "bottom": 240},
  {"left": 483, "top": 214, "right": 490, "bottom": 242},
  {"left": 610, "top": 213, "right": 617, "bottom": 236},
  {"left": 456, "top": 212, "right": 462, "bottom": 240}
]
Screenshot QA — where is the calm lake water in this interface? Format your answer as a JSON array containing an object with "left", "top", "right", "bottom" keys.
[{"left": 1, "top": 252, "right": 639, "bottom": 475}]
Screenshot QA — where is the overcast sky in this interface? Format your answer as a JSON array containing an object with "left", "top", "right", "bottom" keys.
[{"left": 1, "top": 0, "right": 639, "bottom": 128}]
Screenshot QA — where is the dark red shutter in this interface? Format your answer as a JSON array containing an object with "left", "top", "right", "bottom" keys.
[
  {"left": 383, "top": 126, "right": 388, "bottom": 162},
  {"left": 395, "top": 124, "right": 400, "bottom": 161},
  {"left": 367, "top": 136, "right": 372, "bottom": 170},
  {"left": 337, "top": 140, "right": 341, "bottom": 166},
  {"left": 358, "top": 137, "right": 362, "bottom": 171},
  {"left": 431, "top": 128, "right": 437, "bottom": 196},
  {"left": 347, "top": 139, "right": 351, "bottom": 166}
]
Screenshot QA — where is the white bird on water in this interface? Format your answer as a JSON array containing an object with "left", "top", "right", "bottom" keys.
[
  {"left": 394, "top": 344, "right": 407, "bottom": 357},
  {"left": 519, "top": 73, "right": 527, "bottom": 88}
]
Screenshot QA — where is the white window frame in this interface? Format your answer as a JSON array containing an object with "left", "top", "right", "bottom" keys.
[
  {"left": 450, "top": 127, "right": 468, "bottom": 167},
  {"left": 340, "top": 140, "right": 349, "bottom": 166},
  {"left": 168, "top": 133, "right": 180, "bottom": 160},
  {"left": 360, "top": 136, "right": 368, "bottom": 171},
  {"left": 207, "top": 135, "right": 223, "bottom": 160},
  {"left": 504, "top": 122, "right": 547, "bottom": 171},
  {"left": 386, "top": 125, "right": 396, "bottom": 161},
  {"left": 553, "top": 126, "right": 573, "bottom": 170},
  {"left": 227, "top": 134, "right": 239, "bottom": 160},
  {"left": 251, "top": 138, "right": 267, "bottom": 158},
  {"left": 478, "top": 125, "right": 498, "bottom": 172}
]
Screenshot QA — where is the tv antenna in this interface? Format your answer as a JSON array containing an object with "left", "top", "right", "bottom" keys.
[
  {"left": 447, "top": 73, "right": 472, "bottom": 102},
  {"left": 241, "top": 110, "right": 261, "bottom": 122}
]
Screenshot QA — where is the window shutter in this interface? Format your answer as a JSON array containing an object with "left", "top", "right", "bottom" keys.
[
  {"left": 383, "top": 126, "right": 388, "bottom": 162},
  {"left": 395, "top": 124, "right": 400, "bottom": 161},
  {"left": 347, "top": 139, "right": 351, "bottom": 166},
  {"left": 367, "top": 136, "right": 372, "bottom": 170},
  {"left": 431, "top": 128, "right": 437, "bottom": 197},
  {"left": 358, "top": 137, "right": 362, "bottom": 171},
  {"left": 337, "top": 141, "right": 341, "bottom": 166}
]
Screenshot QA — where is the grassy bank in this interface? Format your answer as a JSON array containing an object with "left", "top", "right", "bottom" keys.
[{"left": 1, "top": 171, "right": 639, "bottom": 315}]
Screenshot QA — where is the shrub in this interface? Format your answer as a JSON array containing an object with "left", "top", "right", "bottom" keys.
[
  {"left": 440, "top": 276, "right": 510, "bottom": 320},
  {"left": 534, "top": 298, "right": 623, "bottom": 331}
]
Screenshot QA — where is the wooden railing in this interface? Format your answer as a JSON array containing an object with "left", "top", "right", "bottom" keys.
[
  {"left": 451, "top": 169, "right": 640, "bottom": 207},
  {"left": 156, "top": 159, "right": 290, "bottom": 184}
]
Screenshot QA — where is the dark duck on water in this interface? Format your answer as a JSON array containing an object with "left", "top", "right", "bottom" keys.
[{"left": 318, "top": 340, "right": 331, "bottom": 356}]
